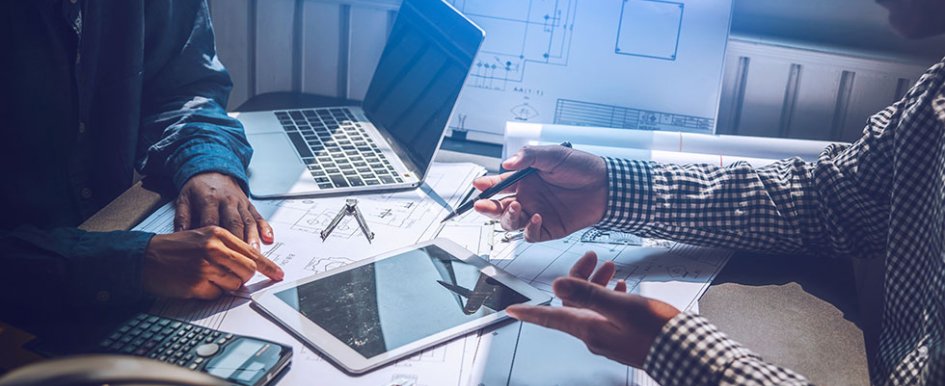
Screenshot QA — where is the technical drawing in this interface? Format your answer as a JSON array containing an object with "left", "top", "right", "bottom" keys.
[
  {"left": 262, "top": 242, "right": 297, "bottom": 268},
  {"left": 292, "top": 209, "right": 360, "bottom": 239},
  {"left": 580, "top": 228, "right": 643, "bottom": 246},
  {"left": 511, "top": 102, "right": 540, "bottom": 121},
  {"left": 450, "top": 0, "right": 577, "bottom": 91},
  {"left": 303, "top": 256, "right": 355, "bottom": 273},
  {"left": 615, "top": 0, "right": 684, "bottom": 60},
  {"left": 554, "top": 98, "right": 715, "bottom": 132}
]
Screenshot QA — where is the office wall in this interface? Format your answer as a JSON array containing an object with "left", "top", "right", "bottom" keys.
[{"left": 207, "top": 0, "right": 939, "bottom": 142}]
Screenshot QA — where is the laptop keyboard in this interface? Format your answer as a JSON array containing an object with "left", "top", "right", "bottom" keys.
[{"left": 275, "top": 108, "right": 404, "bottom": 189}]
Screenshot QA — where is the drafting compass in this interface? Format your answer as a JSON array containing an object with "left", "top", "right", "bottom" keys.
[{"left": 320, "top": 199, "right": 375, "bottom": 243}]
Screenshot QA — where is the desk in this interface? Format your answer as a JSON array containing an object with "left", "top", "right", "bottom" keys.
[{"left": 71, "top": 93, "right": 871, "bottom": 385}]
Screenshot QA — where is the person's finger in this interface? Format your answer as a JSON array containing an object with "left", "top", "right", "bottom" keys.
[
  {"left": 553, "top": 277, "right": 632, "bottom": 321},
  {"left": 474, "top": 196, "right": 515, "bottom": 218},
  {"left": 522, "top": 213, "right": 543, "bottom": 242},
  {"left": 569, "top": 251, "right": 598, "bottom": 280},
  {"left": 249, "top": 204, "right": 274, "bottom": 244},
  {"left": 614, "top": 279, "right": 628, "bottom": 293},
  {"left": 239, "top": 205, "right": 261, "bottom": 251},
  {"left": 198, "top": 200, "right": 221, "bottom": 228},
  {"left": 501, "top": 201, "right": 531, "bottom": 231},
  {"left": 203, "top": 262, "right": 244, "bottom": 292},
  {"left": 506, "top": 304, "right": 613, "bottom": 342},
  {"left": 589, "top": 260, "right": 617, "bottom": 287},
  {"left": 203, "top": 239, "right": 256, "bottom": 283},
  {"left": 472, "top": 172, "right": 518, "bottom": 194},
  {"left": 174, "top": 195, "right": 191, "bottom": 232},
  {"left": 502, "top": 145, "right": 574, "bottom": 173},
  {"left": 220, "top": 202, "right": 246, "bottom": 243},
  {"left": 189, "top": 280, "right": 224, "bottom": 300},
  {"left": 214, "top": 228, "right": 284, "bottom": 280}
]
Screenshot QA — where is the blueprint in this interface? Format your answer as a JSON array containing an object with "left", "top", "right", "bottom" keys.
[
  {"left": 133, "top": 161, "right": 731, "bottom": 385},
  {"left": 447, "top": 0, "right": 734, "bottom": 143},
  {"left": 464, "top": 228, "right": 731, "bottom": 386}
]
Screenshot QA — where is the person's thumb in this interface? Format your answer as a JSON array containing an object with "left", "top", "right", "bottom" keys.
[{"left": 502, "top": 145, "right": 572, "bottom": 172}]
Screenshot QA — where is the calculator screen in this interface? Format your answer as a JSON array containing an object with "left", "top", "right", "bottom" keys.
[
  {"left": 274, "top": 245, "right": 530, "bottom": 358},
  {"left": 206, "top": 339, "right": 265, "bottom": 380}
]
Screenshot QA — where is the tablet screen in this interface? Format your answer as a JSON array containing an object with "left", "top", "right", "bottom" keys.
[{"left": 273, "top": 245, "right": 530, "bottom": 358}]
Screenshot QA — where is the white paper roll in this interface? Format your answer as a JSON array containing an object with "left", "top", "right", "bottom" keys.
[{"left": 505, "top": 122, "right": 843, "bottom": 163}]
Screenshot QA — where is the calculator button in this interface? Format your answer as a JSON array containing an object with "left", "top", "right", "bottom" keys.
[
  {"left": 195, "top": 343, "right": 220, "bottom": 357},
  {"left": 194, "top": 357, "right": 205, "bottom": 364},
  {"left": 189, "top": 363, "right": 198, "bottom": 370}
]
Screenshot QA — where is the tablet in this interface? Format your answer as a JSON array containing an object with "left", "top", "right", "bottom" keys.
[{"left": 251, "top": 238, "right": 551, "bottom": 374}]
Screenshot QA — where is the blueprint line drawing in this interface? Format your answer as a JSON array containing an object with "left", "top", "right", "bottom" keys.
[
  {"left": 466, "top": 227, "right": 731, "bottom": 385},
  {"left": 615, "top": 0, "right": 685, "bottom": 60},
  {"left": 446, "top": 0, "right": 731, "bottom": 141},
  {"left": 554, "top": 98, "right": 715, "bottom": 132},
  {"left": 450, "top": 0, "right": 577, "bottom": 91}
]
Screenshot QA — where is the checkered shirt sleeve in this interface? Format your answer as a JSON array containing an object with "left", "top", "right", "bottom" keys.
[
  {"left": 596, "top": 58, "right": 945, "bottom": 385},
  {"left": 644, "top": 312, "right": 809, "bottom": 385}
]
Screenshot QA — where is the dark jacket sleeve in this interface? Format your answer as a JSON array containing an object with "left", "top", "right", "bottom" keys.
[
  {"left": 0, "top": 227, "right": 153, "bottom": 313},
  {"left": 136, "top": 0, "right": 253, "bottom": 192}
]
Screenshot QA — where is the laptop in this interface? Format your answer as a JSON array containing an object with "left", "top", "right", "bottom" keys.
[{"left": 237, "top": 0, "right": 484, "bottom": 198}]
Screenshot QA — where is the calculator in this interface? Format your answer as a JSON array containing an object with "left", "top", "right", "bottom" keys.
[{"left": 97, "top": 313, "right": 292, "bottom": 386}]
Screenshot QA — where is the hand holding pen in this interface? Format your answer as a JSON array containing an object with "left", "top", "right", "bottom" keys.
[{"left": 447, "top": 143, "right": 610, "bottom": 242}]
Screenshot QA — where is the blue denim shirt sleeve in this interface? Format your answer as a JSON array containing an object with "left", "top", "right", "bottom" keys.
[
  {"left": 0, "top": 227, "right": 154, "bottom": 311},
  {"left": 136, "top": 1, "right": 252, "bottom": 192}
]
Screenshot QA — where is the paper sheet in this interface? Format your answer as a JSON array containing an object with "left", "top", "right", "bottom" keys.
[
  {"left": 465, "top": 228, "right": 731, "bottom": 386},
  {"left": 445, "top": 0, "right": 734, "bottom": 143},
  {"left": 136, "top": 162, "right": 488, "bottom": 386},
  {"left": 133, "top": 161, "right": 731, "bottom": 386},
  {"left": 135, "top": 162, "right": 487, "bottom": 298}
]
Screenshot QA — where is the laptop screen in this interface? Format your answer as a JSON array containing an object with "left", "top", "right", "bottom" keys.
[{"left": 362, "top": 0, "right": 483, "bottom": 177}]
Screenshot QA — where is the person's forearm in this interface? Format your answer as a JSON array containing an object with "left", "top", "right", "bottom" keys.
[
  {"left": 644, "top": 312, "right": 811, "bottom": 386},
  {"left": 137, "top": 0, "right": 252, "bottom": 192},
  {"left": 596, "top": 154, "right": 869, "bottom": 256},
  {"left": 0, "top": 226, "right": 153, "bottom": 312}
]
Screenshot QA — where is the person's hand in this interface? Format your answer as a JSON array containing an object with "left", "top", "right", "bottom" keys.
[
  {"left": 505, "top": 251, "right": 679, "bottom": 368},
  {"left": 175, "top": 172, "right": 273, "bottom": 251},
  {"left": 142, "top": 226, "right": 285, "bottom": 300},
  {"left": 473, "top": 145, "right": 607, "bottom": 242}
]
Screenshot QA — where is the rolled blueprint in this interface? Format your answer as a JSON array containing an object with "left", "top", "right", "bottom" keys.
[
  {"left": 562, "top": 143, "right": 779, "bottom": 168},
  {"left": 504, "top": 122, "right": 844, "bottom": 163}
]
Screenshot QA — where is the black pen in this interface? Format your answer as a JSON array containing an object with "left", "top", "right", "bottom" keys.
[{"left": 441, "top": 141, "right": 572, "bottom": 223}]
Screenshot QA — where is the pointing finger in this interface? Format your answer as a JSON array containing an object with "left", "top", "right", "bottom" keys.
[{"left": 216, "top": 229, "right": 284, "bottom": 280}]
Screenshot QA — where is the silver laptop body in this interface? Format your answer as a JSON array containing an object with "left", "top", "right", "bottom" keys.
[{"left": 237, "top": 0, "right": 484, "bottom": 198}]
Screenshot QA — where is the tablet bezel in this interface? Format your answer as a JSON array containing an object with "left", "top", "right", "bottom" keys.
[{"left": 251, "top": 238, "right": 552, "bottom": 374}]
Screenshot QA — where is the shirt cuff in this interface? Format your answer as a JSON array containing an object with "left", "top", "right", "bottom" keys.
[
  {"left": 597, "top": 157, "right": 656, "bottom": 231},
  {"left": 643, "top": 311, "right": 758, "bottom": 385},
  {"left": 68, "top": 230, "right": 155, "bottom": 308},
  {"left": 167, "top": 142, "right": 250, "bottom": 193}
]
